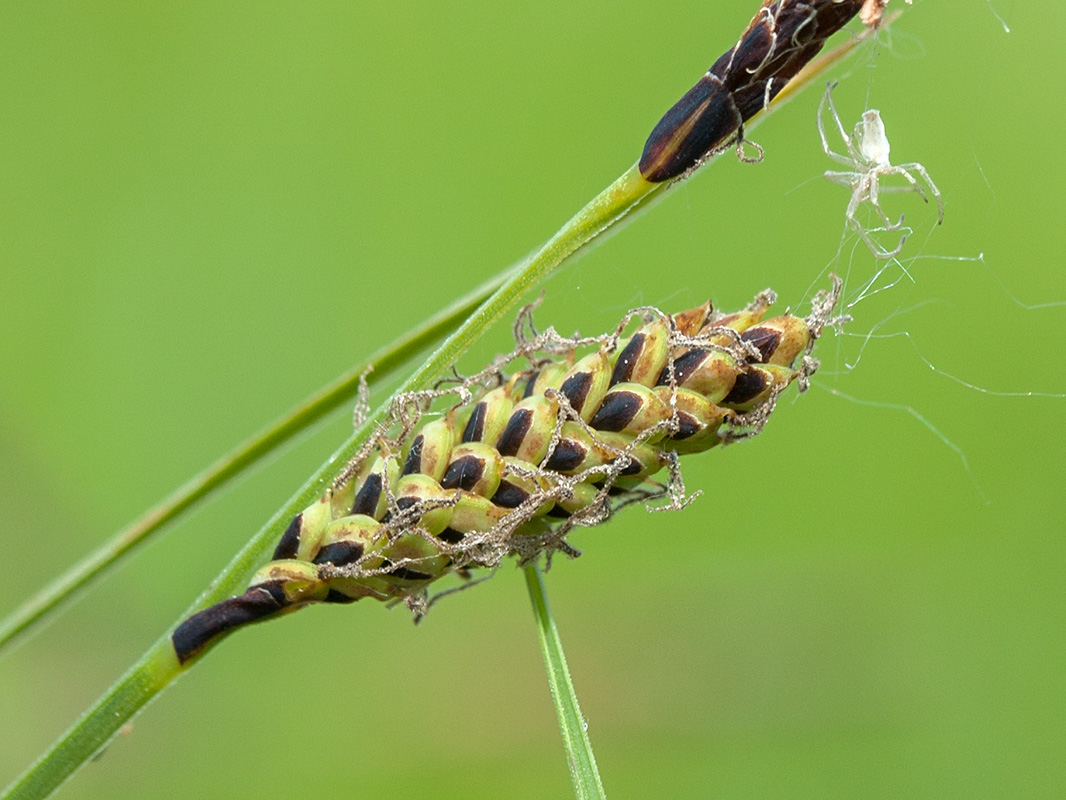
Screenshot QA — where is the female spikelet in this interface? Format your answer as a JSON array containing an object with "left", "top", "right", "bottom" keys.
[{"left": 172, "top": 279, "right": 843, "bottom": 664}]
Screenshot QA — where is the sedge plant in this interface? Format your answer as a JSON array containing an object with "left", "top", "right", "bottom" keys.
[{"left": 1, "top": 3, "right": 895, "bottom": 798}]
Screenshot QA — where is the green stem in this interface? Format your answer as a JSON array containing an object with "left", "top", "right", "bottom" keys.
[
  {"left": 0, "top": 270, "right": 507, "bottom": 656},
  {"left": 524, "top": 565, "right": 607, "bottom": 800}
]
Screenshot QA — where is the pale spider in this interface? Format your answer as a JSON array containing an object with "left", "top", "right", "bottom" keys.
[{"left": 818, "top": 82, "right": 943, "bottom": 259}]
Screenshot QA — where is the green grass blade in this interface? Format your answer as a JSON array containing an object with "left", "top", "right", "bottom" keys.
[
  {"left": 0, "top": 270, "right": 508, "bottom": 657},
  {"left": 525, "top": 565, "right": 607, "bottom": 800}
]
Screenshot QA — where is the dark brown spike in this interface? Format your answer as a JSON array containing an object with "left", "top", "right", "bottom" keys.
[
  {"left": 639, "top": 0, "right": 866, "bottom": 183},
  {"left": 639, "top": 77, "right": 737, "bottom": 183}
]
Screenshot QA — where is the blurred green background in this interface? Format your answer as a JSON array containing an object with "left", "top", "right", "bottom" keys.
[{"left": 1, "top": 2, "right": 1062, "bottom": 798}]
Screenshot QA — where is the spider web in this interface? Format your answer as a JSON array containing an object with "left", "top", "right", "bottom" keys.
[{"left": 787, "top": 27, "right": 1065, "bottom": 506}]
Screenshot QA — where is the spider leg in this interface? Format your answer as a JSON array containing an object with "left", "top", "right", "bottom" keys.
[
  {"left": 851, "top": 216, "right": 905, "bottom": 260},
  {"left": 852, "top": 215, "right": 908, "bottom": 259},
  {"left": 817, "top": 83, "right": 855, "bottom": 167},
  {"left": 875, "top": 231, "right": 907, "bottom": 260},
  {"left": 899, "top": 162, "right": 945, "bottom": 224},
  {"left": 883, "top": 165, "right": 929, "bottom": 204},
  {"left": 846, "top": 176, "right": 907, "bottom": 260},
  {"left": 868, "top": 172, "right": 906, "bottom": 231},
  {"left": 824, "top": 170, "right": 858, "bottom": 188},
  {"left": 824, "top": 83, "right": 852, "bottom": 148},
  {"left": 844, "top": 176, "right": 867, "bottom": 224}
]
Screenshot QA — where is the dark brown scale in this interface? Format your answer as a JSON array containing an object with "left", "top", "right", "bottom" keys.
[
  {"left": 272, "top": 513, "right": 303, "bottom": 560},
  {"left": 522, "top": 370, "right": 541, "bottom": 399},
  {"left": 491, "top": 480, "right": 530, "bottom": 509},
  {"left": 312, "top": 540, "right": 365, "bottom": 567},
  {"left": 401, "top": 435, "right": 424, "bottom": 476},
  {"left": 381, "top": 561, "right": 433, "bottom": 582},
  {"left": 351, "top": 474, "right": 383, "bottom": 517},
  {"left": 672, "top": 412, "right": 702, "bottom": 441},
  {"left": 461, "top": 402, "right": 487, "bottom": 443},
  {"left": 323, "top": 590, "right": 358, "bottom": 605},
  {"left": 440, "top": 455, "right": 486, "bottom": 492},
  {"left": 543, "top": 440, "right": 587, "bottom": 473},
  {"left": 722, "top": 370, "right": 769, "bottom": 406},
  {"left": 496, "top": 409, "right": 534, "bottom": 457},
  {"left": 560, "top": 371, "right": 594, "bottom": 414},
  {"left": 741, "top": 327, "right": 781, "bottom": 363},
  {"left": 658, "top": 348, "right": 706, "bottom": 387},
  {"left": 437, "top": 528, "right": 466, "bottom": 544},
  {"left": 611, "top": 333, "right": 645, "bottom": 385},
  {"left": 589, "top": 390, "right": 643, "bottom": 432}
]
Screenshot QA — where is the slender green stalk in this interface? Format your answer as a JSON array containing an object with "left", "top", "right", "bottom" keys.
[
  {"left": 2, "top": 27, "right": 877, "bottom": 800},
  {"left": 0, "top": 270, "right": 508, "bottom": 656},
  {"left": 524, "top": 565, "right": 607, "bottom": 800}
]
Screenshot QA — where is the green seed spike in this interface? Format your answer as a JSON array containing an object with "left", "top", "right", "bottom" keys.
[{"left": 170, "top": 278, "right": 842, "bottom": 665}]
